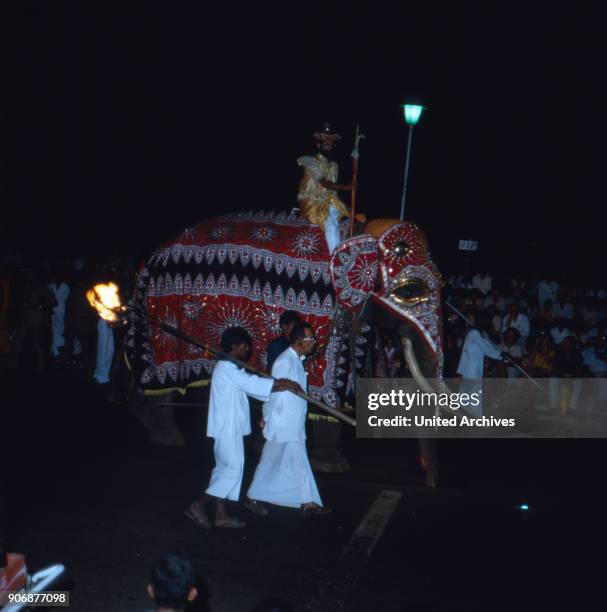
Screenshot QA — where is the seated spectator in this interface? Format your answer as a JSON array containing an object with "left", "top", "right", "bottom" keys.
[
  {"left": 484, "top": 289, "right": 506, "bottom": 312},
  {"left": 448, "top": 273, "right": 466, "bottom": 288},
  {"left": 550, "top": 318, "right": 572, "bottom": 345},
  {"left": 553, "top": 294, "right": 574, "bottom": 321},
  {"left": 537, "top": 278, "right": 559, "bottom": 306},
  {"left": 147, "top": 555, "right": 198, "bottom": 612},
  {"left": 485, "top": 305, "right": 502, "bottom": 342},
  {"left": 533, "top": 299, "right": 554, "bottom": 335},
  {"left": 472, "top": 271, "right": 492, "bottom": 295},
  {"left": 527, "top": 334, "right": 555, "bottom": 378},
  {"left": 582, "top": 335, "right": 607, "bottom": 377},
  {"left": 498, "top": 328, "right": 524, "bottom": 378},
  {"left": 526, "top": 297, "right": 539, "bottom": 322},
  {"left": 582, "top": 299, "right": 599, "bottom": 326},
  {"left": 553, "top": 336, "right": 585, "bottom": 378},
  {"left": 470, "top": 289, "right": 485, "bottom": 309},
  {"left": 501, "top": 303, "right": 530, "bottom": 345}
]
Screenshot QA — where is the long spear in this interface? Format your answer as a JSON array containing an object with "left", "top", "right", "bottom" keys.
[
  {"left": 349, "top": 124, "right": 365, "bottom": 237},
  {"left": 87, "top": 283, "right": 356, "bottom": 426}
]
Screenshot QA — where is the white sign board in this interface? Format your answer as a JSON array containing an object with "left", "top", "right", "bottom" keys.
[{"left": 458, "top": 240, "right": 478, "bottom": 252}]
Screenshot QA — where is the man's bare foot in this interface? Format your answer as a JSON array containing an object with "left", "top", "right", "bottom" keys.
[
  {"left": 214, "top": 515, "right": 246, "bottom": 528},
  {"left": 184, "top": 501, "right": 212, "bottom": 529},
  {"left": 300, "top": 503, "right": 332, "bottom": 516}
]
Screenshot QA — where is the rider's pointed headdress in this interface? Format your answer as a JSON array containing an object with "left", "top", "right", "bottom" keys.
[{"left": 313, "top": 122, "right": 341, "bottom": 142}]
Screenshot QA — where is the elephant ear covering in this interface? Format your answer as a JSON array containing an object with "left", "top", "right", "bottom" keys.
[{"left": 329, "top": 234, "right": 379, "bottom": 314}]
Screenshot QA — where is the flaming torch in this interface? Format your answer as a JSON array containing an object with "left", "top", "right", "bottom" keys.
[
  {"left": 87, "top": 283, "right": 356, "bottom": 427},
  {"left": 86, "top": 282, "right": 125, "bottom": 324}
]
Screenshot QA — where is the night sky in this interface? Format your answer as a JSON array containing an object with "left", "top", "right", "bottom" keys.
[{"left": 4, "top": 4, "right": 606, "bottom": 282}]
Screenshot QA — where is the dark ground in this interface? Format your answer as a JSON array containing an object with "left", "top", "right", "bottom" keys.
[{"left": 2, "top": 363, "right": 605, "bottom": 611}]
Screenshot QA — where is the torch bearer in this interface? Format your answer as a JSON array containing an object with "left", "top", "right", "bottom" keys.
[{"left": 87, "top": 283, "right": 357, "bottom": 427}]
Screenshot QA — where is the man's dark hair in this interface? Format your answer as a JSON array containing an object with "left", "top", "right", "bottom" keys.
[
  {"left": 475, "top": 311, "right": 492, "bottom": 331},
  {"left": 289, "top": 322, "right": 313, "bottom": 344},
  {"left": 279, "top": 310, "right": 300, "bottom": 327},
  {"left": 221, "top": 326, "right": 252, "bottom": 353},
  {"left": 504, "top": 327, "right": 521, "bottom": 340},
  {"left": 150, "top": 555, "right": 195, "bottom": 609}
]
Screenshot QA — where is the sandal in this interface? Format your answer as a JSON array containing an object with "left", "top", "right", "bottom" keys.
[
  {"left": 244, "top": 497, "right": 269, "bottom": 516},
  {"left": 300, "top": 505, "right": 333, "bottom": 517},
  {"left": 215, "top": 516, "right": 247, "bottom": 528},
  {"left": 184, "top": 507, "right": 212, "bottom": 530}
]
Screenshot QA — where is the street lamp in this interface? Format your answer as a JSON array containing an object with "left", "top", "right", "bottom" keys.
[{"left": 399, "top": 103, "right": 425, "bottom": 221}]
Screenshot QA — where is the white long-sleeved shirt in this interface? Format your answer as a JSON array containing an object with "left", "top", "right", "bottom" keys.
[
  {"left": 206, "top": 360, "right": 274, "bottom": 439},
  {"left": 263, "top": 347, "right": 308, "bottom": 442},
  {"left": 457, "top": 329, "right": 502, "bottom": 380}
]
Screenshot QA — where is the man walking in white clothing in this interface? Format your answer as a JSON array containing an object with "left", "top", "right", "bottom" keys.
[
  {"left": 185, "top": 327, "right": 298, "bottom": 529},
  {"left": 246, "top": 323, "right": 331, "bottom": 516}
]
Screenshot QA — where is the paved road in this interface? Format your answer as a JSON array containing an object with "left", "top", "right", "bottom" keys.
[{"left": 3, "top": 365, "right": 605, "bottom": 611}]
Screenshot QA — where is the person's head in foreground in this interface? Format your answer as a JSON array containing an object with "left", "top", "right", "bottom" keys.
[
  {"left": 221, "top": 326, "right": 253, "bottom": 361},
  {"left": 289, "top": 322, "right": 316, "bottom": 357},
  {"left": 147, "top": 554, "right": 197, "bottom": 612}
]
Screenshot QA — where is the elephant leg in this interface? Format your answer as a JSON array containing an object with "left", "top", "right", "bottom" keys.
[
  {"left": 308, "top": 415, "right": 350, "bottom": 474},
  {"left": 137, "top": 392, "right": 185, "bottom": 447}
]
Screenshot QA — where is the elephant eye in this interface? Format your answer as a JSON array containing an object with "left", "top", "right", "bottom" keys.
[{"left": 390, "top": 278, "right": 430, "bottom": 306}]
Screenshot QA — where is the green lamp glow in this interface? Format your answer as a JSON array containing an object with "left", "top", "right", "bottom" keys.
[{"left": 402, "top": 104, "right": 424, "bottom": 126}]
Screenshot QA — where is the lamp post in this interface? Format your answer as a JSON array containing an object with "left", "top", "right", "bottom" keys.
[{"left": 399, "top": 103, "right": 424, "bottom": 221}]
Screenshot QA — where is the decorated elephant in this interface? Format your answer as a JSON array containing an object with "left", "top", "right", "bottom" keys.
[{"left": 126, "top": 210, "right": 444, "bottom": 410}]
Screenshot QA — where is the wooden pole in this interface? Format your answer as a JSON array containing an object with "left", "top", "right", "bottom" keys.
[
  {"left": 129, "top": 306, "right": 357, "bottom": 427},
  {"left": 349, "top": 156, "right": 359, "bottom": 237},
  {"left": 349, "top": 125, "right": 364, "bottom": 237}
]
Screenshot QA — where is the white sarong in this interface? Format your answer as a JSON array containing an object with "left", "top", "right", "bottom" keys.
[
  {"left": 206, "top": 437, "right": 245, "bottom": 501},
  {"left": 247, "top": 440, "right": 322, "bottom": 508}
]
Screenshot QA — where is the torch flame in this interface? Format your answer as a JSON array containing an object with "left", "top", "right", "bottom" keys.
[{"left": 87, "top": 282, "right": 123, "bottom": 322}]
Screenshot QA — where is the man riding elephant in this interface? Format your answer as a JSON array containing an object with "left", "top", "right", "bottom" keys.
[{"left": 297, "top": 123, "right": 356, "bottom": 253}]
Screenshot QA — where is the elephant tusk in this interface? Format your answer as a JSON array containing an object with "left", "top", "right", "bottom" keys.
[
  {"left": 401, "top": 337, "right": 475, "bottom": 419},
  {"left": 401, "top": 337, "right": 436, "bottom": 395}
]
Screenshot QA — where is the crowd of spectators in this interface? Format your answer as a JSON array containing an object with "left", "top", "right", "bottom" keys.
[
  {"left": 3, "top": 253, "right": 606, "bottom": 404},
  {"left": 442, "top": 272, "right": 607, "bottom": 381},
  {"left": 380, "top": 271, "right": 607, "bottom": 389}
]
